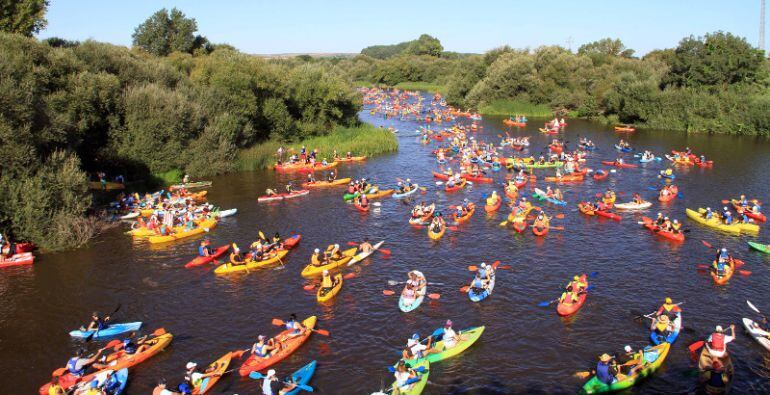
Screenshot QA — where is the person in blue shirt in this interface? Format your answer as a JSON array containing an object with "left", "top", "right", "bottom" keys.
[{"left": 595, "top": 354, "right": 618, "bottom": 384}]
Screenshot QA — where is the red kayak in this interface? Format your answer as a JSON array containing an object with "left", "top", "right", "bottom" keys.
[
  {"left": 283, "top": 234, "right": 302, "bottom": 249},
  {"left": 513, "top": 220, "right": 527, "bottom": 233},
  {"left": 432, "top": 171, "right": 451, "bottom": 181},
  {"left": 549, "top": 144, "right": 563, "bottom": 154},
  {"left": 184, "top": 245, "right": 230, "bottom": 268},
  {"left": 556, "top": 274, "right": 588, "bottom": 316},
  {"left": 15, "top": 242, "right": 36, "bottom": 253},
  {"left": 731, "top": 200, "right": 766, "bottom": 222},
  {"left": 461, "top": 173, "right": 493, "bottom": 183},
  {"left": 0, "top": 253, "right": 35, "bottom": 268},
  {"left": 595, "top": 209, "right": 622, "bottom": 221},
  {"left": 445, "top": 179, "right": 467, "bottom": 193},
  {"left": 600, "top": 160, "right": 638, "bottom": 169},
  {"left": 354, "top": 199, "right": 370, "bottom": 212},
  {"left": 258, "top": 189, "right": 310, "bottom": 202},
  {"left": 513, "top": 177, "right": 528, "bottom": 189},
  {"left": 658, "top": 185, "right": 678, "bottom": 202},
  {"left": 641, "top": 217, "right": 684, "bottom": 242},
  {"left": 592, "top": 170, "right": 608, "bottom": 180}
]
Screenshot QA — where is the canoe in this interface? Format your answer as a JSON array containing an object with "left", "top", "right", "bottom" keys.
[
  {"left": 658, "top": 186, "right": 678, "bottom": 202},
  {"left": 406, "top": 326, "right": 485, "bottom": 364},
  {"left": 399, "top": 272, "right": 426, "bottom": 313},
  {"left": 614, "top": 144, "right": 633, "bottom": 152},
  {"left": 170, "top": 181, "right": 212, "bottom": 190},
  {"left": 147, "top": 219, "right": 218, "bottom": 244},
  {"left": 393, "top": 184, "right": 420, "bottom": 199},
  {"left": 615, "top": 201, "right": 652, "bottom": 210},
  {"left": 213, "top": 250, "right": 289, "bottom": 275},
  {"left": 711, "top": 259, "right": 734, "bottom": 285},
  {"left": 334, "top": 156, "right": 366, "bottom": 162},
  {"left": 238, "top": 316, "right": 317, "bottom": 376},
  {"left": 730, "top": 200, "right": 766, "bottom": 222},
  {"left": 317, "top": 274, "right": 343, "bottom": 302},
  {"left": 592, "top": 170, "right": 609, "bottom": 180},
  {"left": 39, "top": 330, "right": 173, "bottom": 394},
  {"left": 581, "top": 342, "right": 670, "bottom": 394},
  {"left": 533, "top": 188, "right": 567, "bottom": 206},
  {"left": 742, "top": 318, "right": 770, "bottom": 351},
  {"left": 69, "top": 322, "right": 143, "bottom": 339},
  {"left": 686, "top": 208, "right": 759, "bottom": 235},
  {"left": 600, "top": 160, "right": 638, "bottom": 169},
  {"left": 532, "top": 222, "right": 549, "bottom": 236},
  {"left": 300, "top": 248, "right": 357, "bottom": 277},
  {"left": 650, "top": 312, "right": 682, "bottom": 345},
  {"left": 641, "top": 217, "right": 685, "bottom": 242},
  {"left": 89, "top": 181, "right": 125, "bottom": 191},
  {"left": 469, "top": 271, "right": 495, "bottom": 302},
  {"left": 0, "top": 252, "right": 35, "bottom": 268},
  {"left": 194, "top": 352, "right": 232, "bottom": 394},
  {"left": 444, "top": 179, "right": 466, "bottom": 193},
  {"left": 185, "top": 245, "right": 230, "bottom": 268},
  {"left": 525, "top": 161, "right": 563, "bottom": 169},
  {"left": 302, "top": 178, "right": 351, "bottom": 188},
  {"left": 556, "top": 274, "right": 588, "bottom": 316},
  {"left": 389, "top": 360, "right": 429, "bottom": 395},
  {"left": 274, "top": 162, "right": 338, "bottom": 172},
  {"left": 258, "top": 189, "right": 310, "bottom": 202},
  {"left": 748, "top": 241, "right": 770, "bottom": 254},
  {"left": 484, "top": 196, "right": 502, "bottom": 213},
  {"left": 347, "top": 240, "right": 384, "bottom": 266},
  {"left": 276, "top": 360, "right": 317, "bottom": 395},
  {"left": 461, "top": 173, "right": 493, "bottom": 183}
]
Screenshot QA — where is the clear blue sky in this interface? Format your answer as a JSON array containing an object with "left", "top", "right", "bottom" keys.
[{"left": 40, "top": 0, "right": 765, "bottom": 55}]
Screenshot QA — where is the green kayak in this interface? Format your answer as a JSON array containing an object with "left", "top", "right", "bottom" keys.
[
  {"left": 525, "top": 161, "right": 564, "bottom": 169},
  {"left": 748, "top": 241, "right": 770, "bottom": 254},
  {"left": 389, "top": 360, "right": 429, "bottom": 395},
  {"left": 405, "top": 326, "right": 485, "bottom": 365},
  {"left": 581, "top": 343, "right": 670, "bottom": 394}
]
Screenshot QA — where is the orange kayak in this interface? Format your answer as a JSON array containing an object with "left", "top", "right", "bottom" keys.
[{"left": 239, "top": 316, "right": 317, "bottom": 376}]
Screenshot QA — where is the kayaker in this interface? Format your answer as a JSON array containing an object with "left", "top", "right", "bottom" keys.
[
  {"left": 285, "top": 182, "right": 295, "bottom": 193},
  {"left": 651, "top": 314, "right": 672, "bottom": 339},
  {"left": 712, "top": 258, "right": 728, "bottom": 277},
  {"left": 327, "top": 171, "right": 337, "bottom": 182},
  {"left": 705, "top": 325, "right": 736, "bottom": 359},
  {"left": 554, "top": 188, "right": 564, "bottom": 201},
  {"left": 705, "top": 207, "right": 714, "bottom": 219},
  {"left": 280, "top": 313, "right": 306, "bottom": 340},
  {"left": 265, "top": 188, "right": 278, "bottom": 197},
  {"left": 346, "top": 182, "right": 356, "bottom": 194},
  {"left": 397, "top": 181, "right": 406, "bottom": 194},
  {"left": 183, "top": 361, "right": 221, "bottom": 392},
  {"left": 74, "top": 379, "right": 105, "bottom": 395},
  {"left": 310, "top": 248, "right": 325, "bottom": 266},
  {"left": 559, "top": 290, "right": 578, "bottom": 305},
  {"left": 616, "top": 345, "right": 644, "bottom": 377},
  {"left": 320, "top": 269, "right": 338, "bottom": 293},
  {"left": 722, "top": 207, "right": 733, "bottom": 224},
  {"left": 655, "top": 298, "right": 682, "bottom": 320},
  {"left": 486, "top": 191, "right": 499, "bottom": 206},
  {"left": 250, "top": 335, "right": 277, "bottom": 359},
  {"left": 48, "top": 376, "right": 66, "bottom": 395},
  {"left": 566, "top": 275, "right": 587, "bottom": 292},
  {"left": 654, "top": 213, "right": 665, "bottom": 226},
  {"left": 407, "top": 271, "right": 426, "bottom": 295},
  {"left": 229, "top": 244, "right": 246, "bottom": 266},
  {"left": 595, "top": 353, "right": 618, "bottom": 385},
  {"left": 325, "top": 244, "right": 342, "bottom": 260},
  {"left": 152, "top": 378, "right": 181, "bottom": 395},
  {"left": 260, "top": 368, "right": 296, "bottom": 395},
  {"left": 306, "top": 174, "right": 315, "bottom": 184},
  {"left": 632, "top": 193, "right": 644, "bottom": 205},
  {"left": 392, "top": 360, "right": 420, "bottom": 393},
  {"left": 66, "top": 348, "right": 103, "bottom": 378},
  {"left": 359, "top": 193, "right": 369, "bottom": 208},
  {"left": 359, "top": 239, "right": 374, "bottom": 254},
  {"left": 402, "top": 333, "right": 438, "bottom": 360},
  {"left": 406, "top": 178, "right": 414, "bottom": 190},
  {"left": 197, "top": 240, "right": 212, "bottom": 258},
  {"left": 84, "top": 311, "right": 111, "bottom": 332},
  {"left": 429, "top": 214, "right": 444, "bottom": 233},
  {"left": 440, "top": 320, "right": 465, "bottom": 349}
]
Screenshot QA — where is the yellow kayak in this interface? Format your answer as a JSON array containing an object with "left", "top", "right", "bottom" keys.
[
  {"left": 686, "top": 208, "right": 759, "bottom": 234},
  {"left": 146, "top": 219, "right": 218, "bottom": 244},
  {"left": 300, "top": 248, "right": 357, "bottom": 278},
  {"left": 302, "top": 178, "right": 351, "bottom": 188},
  {"left": 316, "top": 274, "right": 343, "bottom": 302},
  {"left": 365, "top": 188, "right": 394, "bottom": 199},
  {"left": 213, "top": 250, "right": 289, "bottom": 275}
]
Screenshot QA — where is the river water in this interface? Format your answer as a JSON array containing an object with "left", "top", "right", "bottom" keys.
[{"left": 2, "top": 96, "right": 770, "bottom": 394}]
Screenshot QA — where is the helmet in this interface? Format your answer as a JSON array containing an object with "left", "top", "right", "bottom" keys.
[
  {"left": 314, "top": 248, "right": 320, "bottom": 253},
  {"left": 480, "top": 262, "right": 486, "bottom": 268},
  {"left": 624, "top": 345, "right": 632, "bottom": 353},
  {"left": 334, "top": 244, "right": 339, "bottom": 248},
  {"left": 716, "top": 325, "right": 723, "bottom": 332},
  {"left": 186, "top": 362, "right": 197, "bottom": 369},
  {"left": 574, "top": 275, "right": 580, "bottom": 281},
  {"left": 723, "top": 207, "right": 728, "bottom": 211},
  {"left": 665, "top": 297, "right": 672, "bottom": 304},
  {"left": 721, "top": 248, "right": 727, "bottom": 252}
]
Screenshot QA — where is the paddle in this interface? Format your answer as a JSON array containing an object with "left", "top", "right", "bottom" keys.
[
  {"left": 270, "top": 319, "right": 329, "bottom": 337},
  {"left": 84, "top": 303, "right": 122, "bottom": 342},
  {"left": 538, "top": 285, "right": 595, "bottom": 307},
  {"left": 248, "top": 371, "right": 314, "bottom": 392},
  {"left": 747, "top": 300, "right": 768, "bottom": 321}
]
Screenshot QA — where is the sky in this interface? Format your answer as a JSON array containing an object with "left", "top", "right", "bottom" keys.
[{"left": 39, "top": 0, "right": 766, "bottom": 55}]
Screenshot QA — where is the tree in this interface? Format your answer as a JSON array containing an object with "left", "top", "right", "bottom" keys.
[
  {"left": 0, "top": 0, "right": 48, "bottom": 36},
  {"left": 405, "top": 34, "right": 443, "bottom": 57},
  {"left": 132, "top": 8, "right": 204, "bottom": 56},
  {"left": 578, "top": 38, "right": 635, "bottom": 58}
]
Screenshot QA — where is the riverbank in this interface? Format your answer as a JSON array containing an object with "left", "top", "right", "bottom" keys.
[
  {"left": 237, "top": 123, "right": 398, "bottom": 170},
  {"left": 354, "top": 81, "right": 447, "bottom": 94}
]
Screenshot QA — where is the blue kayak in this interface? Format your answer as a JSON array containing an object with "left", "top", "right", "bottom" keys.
[
  {"left": 468, "top": 273, "right": 495, "bottom": 302},
  {"left": 614, "top": 144, "right": 633, "bottom": 152},
  {"left": 109, "top": 368, "right": 129, "bottom": 394},
  {"left": 650, "top": 313, "right": 682, "bottom": 345},
  {"left": 69, "top": 322, "right": 143, "bottom": 339},
  {"left": 659, "top": 172, "right": 676, "bottom": 180},
  {"left": 285, "top": 360, "right": 317, "bottom": 395}
]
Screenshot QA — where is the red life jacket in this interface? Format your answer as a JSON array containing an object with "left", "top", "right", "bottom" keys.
[{"left": 710, "top": 333, "right": 725, "bottom": 352}]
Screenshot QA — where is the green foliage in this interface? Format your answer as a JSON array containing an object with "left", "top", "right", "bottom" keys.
[
  {"left": 0, "top": 0, "right": 48, "bottom": 36},
  {"left": 394, "top": 81, "right": 447, "bottom": 94},
  {"left": 361, "top": 34, "right": 443, "bottom": 59},
  {"left": 477, "top": 99, "right": 554, "bottom": 117},
  {"left": 132, "top": 8, "right": 207, "bottom": 56},
  {"left": 361, "top": 41, "right": 412, "bottom": 59},
  {"left": 578, "top": 38, "right": 635, "bottom": 65}
]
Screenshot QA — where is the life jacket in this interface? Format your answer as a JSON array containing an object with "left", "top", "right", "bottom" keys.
[
  {"left": 595, "top": 361, "right": 614, "bottom": 384},
  {"left": 710, "top": 333, "right": 725, "bottom": 352},
  {"left": 67, "top": 357, "right": 85, "bottom": 376},
  {"left": 198, "top": 245, "right": 207, "bottom": 256},
  {"left": 254, "top": 343, "right": 268, "bottom": 357}
]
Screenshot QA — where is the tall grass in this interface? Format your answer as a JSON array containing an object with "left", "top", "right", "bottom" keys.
[
  {"left": 237, "top": 124, "right": 398, "bottom": 171},
  {"left": 478, "top": 99, "right": 555, "bottom": 117},
  {"left": 394, "top": 81, "right": 447, "bottom": 94}
]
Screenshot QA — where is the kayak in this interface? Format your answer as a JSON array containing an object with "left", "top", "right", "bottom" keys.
[
  {"left": 686, "top": 208, "right": 759, "bottom": 235},
  {"left": 275, "top": 360, "right": 317, "bottom": 395},
  {"left": 581, "top": 342, "right": 670, "bottom": 394},
  {"left": 614, "top": 126, "right": 636, "bottom": 132},
  {"left": 431, "top": 171, "right": 452, "bottom": 181},
  {"left": 302, "top": 177, "right": 351, "bottom": 188},
  {"left": 274, "top": 162, "right": 338, "bottom": 172},
  {"left": 147, "top": 219, "right": 218, "bottom": 244},
  {"left": 730, "top": 200, "right": 766, "bottom": 222},
  {"left": 512, "top": 216, "right": 528, "bottom": 233},
  {"left": 399, "top": 271, "right": 426, "bottom": 313},
  {"left": 505, "top": 187, "right": 518, "bottom": 200},
  {"left": 89, "top": 181, "right": 125, "bottom": 191},
  {"left": 650, "top": 312, "right": 682, "bottom": 345},
  {"left": 185, "top": 245, "right": 230, "bottom": 268},
  {"left": 0, "top": 252, "right": 35, "bottom": 268},
  {"left": 614, "top": 144, "right": 633, "bottom": 152},
  {"left": 428, "top": 222, "right": 446, "bottom": 240},
  {"left": 549, "top": 144, "right": 564, "bottom": 154},
  {"left": 284, "top": 234, "right": 302, "bottom": 249},
  {"left": 711, "top": 259, "right": 734, "bottom": 285},
  {"left": 638, "top": 156, "right": 658, "bottom": 163},
  {"left": 595, "top": 209, "right": 622, "bottom": 221},
  {"left": 388, "top": 360, "right": 429, "bottom": 395},
  {"left": 444, "top": 179, "right": 466, "bottom": 192},
  {"left": 698, "top": 350, "right": 733, "bottom": 394},
  {"left": 39, "top": 330, "right": 173, "bottom": 394},
  {"left": 109, "top": 368, "right": 129, "bottom": 394},
  {"left": 592, "top": 170, "right": 608, "bottom": 180},
  {"left": 469, "top": 271, "right": 495, "bottom": 302},
  {"left": 316, "top": 274, "right": 343, "bottom": 302},
  {"left": 544, "top": 173, "right": 584, "bottom": 182},
  {"left": 484, "top": 196, "right": 502, "bottom": 213},
  {"left": 556, "top": 274, "right": 588, "bottom": 316},
  {"left": 742, "top": 318, "right": 770, "bottom": 351},
  {"left": 365, "top": 188, "right": 395, "bottom": 199},
  {"left": 600, "top": 160, "right": 638, "bottom": 169},
  {"left": 213, "top": 208, "right": 237, "bottom": 218},
  {"left": 659, "top": 171, "right": 676, "bottom": 180},
  {"left": 258, "top": 189, "right": 310, "bottom": 202},
  {"left": 393, "top": 184, "right": 420, "bottom": 199},
  {"left": 461, "top": 173, "right": 493, "bottom": 183},
  {"left": 525, "top": 161, "right": 563, "bottom": 169},
  {"left": 409, "top": 207, "right": 435, "bottom": 225},
  {"left": 170, "top": 180, "right": 212, "bottom": 190},
  {"left": 353, "top": 199, "right": 370, "bottom": 212},
  {"left": 15, "top": 242, "right": 35, "bottom": 253},
  {"left": 406, "top": 326, "right": 485, "bottom": 364},
  {"left": 641, "top": 217, "right": 685, "bottom": 242},
  {"left": 658, "top": 186, "right": 678, "bottom": 202},
  {"left": 539, "top": 127, "right": 559, "bottom": 134},
  {"left": 533, "top": 188, "right": 567, "bottom": 206},
  {"left": 347, "top": 240, "right": 385, "bottom": 266},
  {"left": 334, "top": 156, "right": 367, "bottom": 162},
  {"left": 748, "top": 241, "right": 770, "bottom": 254},
  {"left": 513, "top": 177, "right": 527, "bottom": 189},
  {"left": 69, "top": 322, "right": 143, "bottom": 339},
  {"left": 213, "top": 250, "right": 289, "bottom": 275},
  {"left": 615, "top": 201, "right": 652, "bottom": 210},
  {"left": 532, "top": 222, "right": 549, "bottom": 236},
  {"left": 194, "top": 351, "right": 232, "bottom": 394},
  {"left": 238, "top": 316, "right": 317, "bottom": 376},
  {"left": 578, "top": 202, "right": 596, "bottom": 216},
  {"left": 300, "top": 248, "right": 357, "bottom": 277}
]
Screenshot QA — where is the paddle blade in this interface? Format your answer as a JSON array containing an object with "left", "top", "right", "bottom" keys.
[
  {"left": 314, "top": 329, "right": 330, "bottom": 337},
  {"left": 720, "top": 200, "right": 729, "bottom": 204},
  {"left": 271, "top": 318, "right": 285, "bottom": 326},
  {"left": 447, "top": 226, "right": 458, "bottom": 231},
  {"left": 589, "top": 271, "right": 599, "bottom": 277},
  {"left": 379, "top": 248, "right": 392, "bottom": 256},
  {"left": 554, "top": 214, "right": 565, "bottom": 219},
  {"left": 249, "top": 371, "right": 265, "bottom": 380},
  {"left": 427, "top": 293, "right": 441, "bottom": 300},
  {"left": 105, "top": 339, "right": 122, "bottom": 349},
  {"left": 347, "top": 241, "right": 359, "bottom": 246},
  {"left": 574, "top": 371, "right": 592, "bottom": 379},
  {"left": 499, "top": 220, "right": 508, "bottom": 227},
  {"left": 688, "top": 340, "right": 705, "bottom": 353},
  {"left": 739, "top": 270, "right": 751, "bottom": 276},
  {"left": 231, "top": 350, "right": 246, "bottom": 359},
  {"left": 52, "top": 368, "right": 67, "bottom": 377},
  {"left": 696, "top": 264, "right": 709, "bottom": 269},
  {"left": 498, "top": 265, "right": 511, "bottom": 270},
  {"left": 303, "top": 284, "right": 316, "bottom": 291},
  {"left": 382, "top": 290, "right": 395, "bottom": 296},
  {"left": 701, "top": 240, "right": 713, "bottom": 248},
  {"left": 343, "top": 273, "right": 356, "bottom": 280},
  {"left": 152, "top": 328, "right": 167, "bottom": 336},
  {"left": 747, "top": 300, "right": 761, "bottom": 314},
  {"left": 468, "top": 265, "right": 478, "bottom": 271},
  {"left": 460, "top": 286, "right": 470, "bottom": 293},
  {"left": 538, "top": 300, "right": 552, "bottom": 307}
]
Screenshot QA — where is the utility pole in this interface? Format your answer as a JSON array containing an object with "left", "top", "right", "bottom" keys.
[
  {"left": 566, "top": 36, "right": 574, "bottom": 52},
  {"left": 761, "top": 0, "right": 766, "bottom": 52}
]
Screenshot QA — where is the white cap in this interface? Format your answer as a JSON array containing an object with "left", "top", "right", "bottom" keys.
[
  {"left": 267, "top": 369, "right": 276, "bottom": 377},
  {"left": 323, "top": 270, "right": 329, "bottom": 275},
  {"left": 314, "top": 248, "right": 320, "bottom": 253},
  {"left": 480, "top": 262, "right": 486, "bottom": 268},
  {"left": 186, "top": 362, "right": 197, "bottom": 369},
  {"left": 334, "top": 244, "right": 339, "bottom": 248},
  {"left": 624, "top": 345, "right": 632, "bottom": 353},
  {"left": 407, "top": 338, "right": 418, "bottom": 346},
  {"left": 716, "top": 325, "right": 723, "bottom": 332}
]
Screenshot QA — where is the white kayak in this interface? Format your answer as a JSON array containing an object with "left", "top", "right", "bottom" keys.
[
  {"left": 347, "top": 241, "right": 384, "bottom": 266},
  {"left": 742, "top": 318, "right": 770, "bottom": 351},
  {"left": 614, "top": 201, "right": 653, "bottom": 210},
  {"left": 120, "top": 212, "right": 140, "bottom": 220},
  {"left": 216, "top": 208, "right": 237, "bottom": 218}
]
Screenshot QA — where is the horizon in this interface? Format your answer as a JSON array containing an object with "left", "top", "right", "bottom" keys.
[{"left": 39, "top": 0, "right": 766, "bottom": 56}]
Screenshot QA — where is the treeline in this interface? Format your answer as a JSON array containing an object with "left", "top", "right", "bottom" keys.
[
  {"left": 0, "top": 7, "right": 362, "bottom": 250},
  {"left": 337, "top": 34, "right": 769, "bottom": 135}
]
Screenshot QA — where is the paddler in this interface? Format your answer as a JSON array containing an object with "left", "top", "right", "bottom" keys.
[
  {"left": 229, "top": 244, "right": 246, "bottom": 266},
  {"left": 615, "top": 345, "right": 644, "bottom": 377},
  {"left": 486, "top": 191, "right": 499, "bottom": 207},
  {"left": 260, "top": 368, "right": 297, "bottom": 395},
  {"left": 197, "top": 239, "right": 213, "bottom": 259},
  {"left": 327, "top": 171, "right": 337, "bottom": 182},
  {"left": 397, "top": 181, "right": 407, "bottom": 194},
  {"left": 320, "top": 270, "right": 338, "bottom": 293},
  {"left": 346, "top": 182, "right": 356, "bottom": 195},
  {"left": 566, "top": 275, "right": 587, "bottom": 293},
  {"left": 66, "top": 348, "right": 103, "bottom": 378},
  {"left": 594, "top": 353, "right": 618, "bottom": 385},
  {"left": 280, "top": 314, "right": 306, "bottom": 340},
  {"left": 704, "top": 207, "right": 714, "bottom": 219},
  {"left": 392, "top": 360, "right": 420, "bottom": 393},
  {"left": 654, "top": 212, "right": 665, "bottom": 226},
  {"left": 721, "top": 207, "right": 733, "bottom": 224},
  {"left": 182, "top": 361, "right": 222, "bottom": 393},
  {"left": 83, "top": 311, "right": 111, "bottom": 332},
  {"left": 439, "top": 320, "right": 465, "bottom": 349},
  {"left": 655, "top": 297, "right": 682, "bottom": 320},
  {"left": 285, "top": 182, "right": 295, "bottom": 194},
  {"left": 325, "top": 243, "right": 342, "bottom": 260},
  {"left": 632, "top": 193, "right": 644, "bottom": 205},
  {"left": 310, "top": 248, "right": 325, "bottom": 266},
  {"left": 358, "top": 238, "right": 374, "bottom": 254},
  {"left": 48, "top": 376, "right": 66, "bottom": 395},
  {"left": 265, "top": 188, "right": 278, "bottom": 197},
  {"left": 705, "top": 325, "right": 736, "bottom": 359},
  {"left": 250, "top": 335, "right": 277, "bottom": 359},
  {"left": 651, "top": 314, "right": 672, "bottom": 339},
  {"left": 306, "top": 173, "right": 315, "bottom": 184},
  {"left": 152, "top": 379, "right": 180, "bottom": 395},
  {"left": 402, "top": 333, "right": 438, "bottom": 360}
]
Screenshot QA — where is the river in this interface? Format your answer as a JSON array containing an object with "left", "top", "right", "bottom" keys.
[{"left": 2, "top": 94, "right": 770, "bottom": 394}]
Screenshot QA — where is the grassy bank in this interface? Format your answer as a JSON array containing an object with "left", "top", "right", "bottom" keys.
[
  {"left": 394, "top": 82, "right": 447, "bottom": 94},
  {"left": 477, "top": 99, "right": 557, "bottom": 117},
  {"left": 237, "top": 124, "right": 399, "bottom": 170}
]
